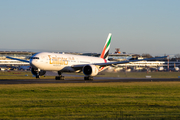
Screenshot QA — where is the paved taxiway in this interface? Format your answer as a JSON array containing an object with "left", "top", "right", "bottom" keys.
[{"left": 0, "top": 78, "right": 180, "bottom": 84}]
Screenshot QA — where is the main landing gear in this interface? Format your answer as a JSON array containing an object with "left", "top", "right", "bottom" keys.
[
  {"left": 55, "top": 71, "right": 65, "bottom": 80},
  {"left": 84, "top": 76, "right": 93, "bottom": 80},
  {"left": 55, "top": 76, "right": 64, "bottom": 80}
]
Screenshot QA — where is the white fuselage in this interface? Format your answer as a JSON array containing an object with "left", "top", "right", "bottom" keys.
[{"left": 30, "top": 52, "right": 107, "bottom": 72}]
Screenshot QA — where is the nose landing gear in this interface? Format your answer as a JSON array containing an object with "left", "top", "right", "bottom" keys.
[{"left": 36, "top": 75, "right": 40, "bottom": 78}]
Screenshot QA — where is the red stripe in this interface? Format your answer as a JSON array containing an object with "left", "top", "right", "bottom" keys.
[
  {"left": 99, "top": 59, "right": 107, "bottom": 72},
  {"left": 100, "top": 44, "right": 107, "bottom": 58},
  {"left": 104, "top": 59, "right": 107, "bottom": 63}
]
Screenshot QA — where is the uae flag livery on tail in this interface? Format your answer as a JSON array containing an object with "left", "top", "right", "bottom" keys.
[{"left": 100, "top": 33, "right": 112, "bottom": 60}]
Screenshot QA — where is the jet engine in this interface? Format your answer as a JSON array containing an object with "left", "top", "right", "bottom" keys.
[
  {"left": 31, "top": 68, "right": 46, "bottom": 76},
  {"left": 83, "top": 65, "right": 99, "bottom": 76}
]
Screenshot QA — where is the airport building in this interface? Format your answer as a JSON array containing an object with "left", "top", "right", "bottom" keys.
[
  {"left": 108, "top": 53, "right": 133, "bottom": 61},
  {"left": 0, "top": 51, "right": 35, "bottom": 65}
]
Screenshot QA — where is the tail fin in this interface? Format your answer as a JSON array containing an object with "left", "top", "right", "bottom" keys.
[{"left": 100, "top": 33, "right": 112, "bottom": 60}]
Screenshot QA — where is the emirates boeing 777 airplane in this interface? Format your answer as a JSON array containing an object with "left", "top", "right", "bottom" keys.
[{"left": 7, "top": 33, "right": 167, "bottom": 80}]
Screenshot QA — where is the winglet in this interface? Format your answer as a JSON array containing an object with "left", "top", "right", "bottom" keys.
[{"left": 100, "top": 33, "right": 112, "bottom": 60}]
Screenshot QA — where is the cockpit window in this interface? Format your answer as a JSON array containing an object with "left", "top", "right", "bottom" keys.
[{"left": 29, "top": 57, "right": 39, "bottom": 59}]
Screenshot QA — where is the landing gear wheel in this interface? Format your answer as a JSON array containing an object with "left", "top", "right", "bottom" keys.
[
  {"left": 55, "top": 76, "right": 64, "bottom": 80},
  {"left": 36, "top": 75, "right": 40, "bottom": 79},
  {"left": 84, "top": 76, "right": 93, "bottom": 80}
]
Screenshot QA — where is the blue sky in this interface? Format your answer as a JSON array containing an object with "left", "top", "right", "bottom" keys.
[{"left": 0, "top": 0, "right": 180, "bottom": 56}]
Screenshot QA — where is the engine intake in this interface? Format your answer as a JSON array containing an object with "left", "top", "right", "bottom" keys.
[{"left": 83, "top": 65, "right": 99, "bottom": 76}]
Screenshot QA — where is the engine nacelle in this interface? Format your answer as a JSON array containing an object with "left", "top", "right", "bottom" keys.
[
  {"left": 31, "top": 68, "right": 46, "bottom": 76},
  {"left": 83, "top": 65, "right": 99, "bottom": 76}
]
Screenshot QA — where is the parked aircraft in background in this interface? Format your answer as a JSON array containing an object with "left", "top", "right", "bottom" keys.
[{"left": 7, "top": 33, "right": 167, "bottom": 80}]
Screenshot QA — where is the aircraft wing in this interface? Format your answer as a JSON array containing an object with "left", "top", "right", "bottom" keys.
[
  {"left": 6, "top": 56, "right": 29, "bottom": 63},
  {"left": 72, "top": 56, "right": 167, "bottom": 69}
]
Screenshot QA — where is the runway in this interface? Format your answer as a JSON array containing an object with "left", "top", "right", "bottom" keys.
[{"left": 0, "top": 78, "right": 180, "bottom": 84}]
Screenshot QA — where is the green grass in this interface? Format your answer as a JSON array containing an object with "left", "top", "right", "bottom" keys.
[
  {"left": 0, "top": 82, "right": 180, "bottom": 119},
  {"left": 98, "top": 71, "right": 180, "bottom": 78},
  {"left": 1, "top": 71, "right": 180, "bottom": 79}
]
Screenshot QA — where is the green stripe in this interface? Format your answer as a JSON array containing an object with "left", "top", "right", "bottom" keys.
[{"left": 106, "top": 36, "right": 111, "bottom": 49}]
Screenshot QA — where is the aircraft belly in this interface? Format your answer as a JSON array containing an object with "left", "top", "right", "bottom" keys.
[{"left": 59, "top": 66, "right": 75, "bottom": 72}]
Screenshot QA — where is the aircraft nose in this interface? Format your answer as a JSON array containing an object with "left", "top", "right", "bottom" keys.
[
  {"left": 30, "top": 59, "right": 36, "bottom": 67},
  {"left": 30, "top": 57, "right": 39, "bottom": 68}
]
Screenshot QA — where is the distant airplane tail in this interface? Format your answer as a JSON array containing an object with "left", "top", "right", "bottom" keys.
[{"left": 100, "top": 33, "right": 112, "bottom": 60}]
